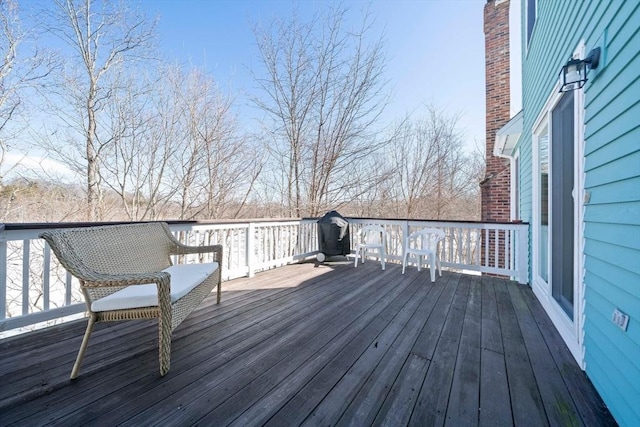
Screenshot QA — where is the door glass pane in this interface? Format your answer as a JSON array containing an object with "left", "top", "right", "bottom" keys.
[
  {"left": 551, "top": 92, "right": 575, "bottom": 318},
  {"left": 538, "top": 124, "right": 549, "bottom": 283}
]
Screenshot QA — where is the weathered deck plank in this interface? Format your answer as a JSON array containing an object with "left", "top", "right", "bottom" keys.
[
  {"left": 306, "top": 271, "right": 449, "bottom": 427},
  {"left": 0, "top": 262, "right": 616, "bottom": 426},
  {"left": 478, "top": 276, "right": 512, "bottom": 426},
  {"left": 408, "top": 273, "right": 469, "bottom": 427}
]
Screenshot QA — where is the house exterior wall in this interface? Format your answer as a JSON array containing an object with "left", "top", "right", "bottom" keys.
[{"left": 517, "top": 1, "right": 640, "bottom": 426}]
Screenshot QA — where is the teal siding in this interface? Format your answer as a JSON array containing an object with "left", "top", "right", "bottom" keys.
[
  {"left": 585, "top": 127, "right": 639, "bottom": 170},
  {"left": 517, "top": 1, "right": 640, "bottom": 425},
  {"left": 585, "top": 222, "right": 640, "bottom": 252},
  {"left": 586, "top": 156, "right": 640, "bottom": 189}
]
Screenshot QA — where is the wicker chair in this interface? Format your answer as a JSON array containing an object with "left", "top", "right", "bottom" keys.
[{"left": 39, "top": 222, "right": 222, "bottom": 379}]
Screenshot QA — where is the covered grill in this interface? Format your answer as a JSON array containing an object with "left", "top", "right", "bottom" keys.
[{"left": 317, "top": 210, "right": 350, "bottom": 261}]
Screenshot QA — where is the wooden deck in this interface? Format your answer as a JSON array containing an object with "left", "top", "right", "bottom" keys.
[{"left": 0, "top": 261, "right": 616, "bottom": 426}]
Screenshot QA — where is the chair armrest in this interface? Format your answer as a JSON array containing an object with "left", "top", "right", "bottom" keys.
[
  {"left": 81, "top": 271, "right": 171, "bottom": 288},
  {"left": 159, "top": 222, "right": 223, "bottom": 262},
  {"left": 170, "top": 242, "right": 223, "bottom": 260}
]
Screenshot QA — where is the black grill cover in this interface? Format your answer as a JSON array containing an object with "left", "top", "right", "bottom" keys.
[{"left": 317, "top": 211, "right": 350, "bottom": 256}]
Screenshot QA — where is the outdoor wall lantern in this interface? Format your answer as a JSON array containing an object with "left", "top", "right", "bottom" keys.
[{"left": 559, "top": 47, "right": 601, "bottom": 92}]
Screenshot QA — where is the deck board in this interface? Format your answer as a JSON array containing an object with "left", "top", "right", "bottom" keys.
[
  {"left": 479, "top": 276, "right": 512, "bottom": 426},
  {"left": 507, "top": 281, "right": 582, "bottom": 426},
  {"left": 0, "top": 262, "right": 616, "bottom": 426},
  {"left": 445, "top": 275, "right": 482, "bottom": 426}
]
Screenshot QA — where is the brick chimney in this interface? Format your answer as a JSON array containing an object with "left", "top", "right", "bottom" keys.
[{"left": 482, "top": 0, "right": 511, "bottom": 223}]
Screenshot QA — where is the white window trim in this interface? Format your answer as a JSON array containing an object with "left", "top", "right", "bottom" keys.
[{"left": 530, "top": 41, "right": 586, "bottom": 368}]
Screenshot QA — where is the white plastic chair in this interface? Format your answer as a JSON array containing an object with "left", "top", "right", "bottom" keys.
[
  {"left": 402, "top": 228, "right": 446, "bottom": 282},
  {"left": 354, "top": 225, "right": 387, "bottom": 270}
]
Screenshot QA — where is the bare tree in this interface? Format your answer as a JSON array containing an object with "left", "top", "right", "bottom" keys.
[
  {"left": 166, "top": 66, "right": 261, "bottom": 220},
  {"left": 98, "top": 67, "right": 178, "bottom": 220},
  {"left": 97, "top": 63, "right": 261, "bottom": 221},
  {"left": 37, "top": 0, "right": 156, "bottom": 220},
  {"left": 0, "top": 0, "right": 54, "bottom": 190},
  {"left": 0, "top": 0, "right": 19, "bottom": 173},
  {"left": 251, "top": 5, "right": 389, "bottom": 217},
  {"left": 384, "top": 105, "right": 481, "bottom": 220}
]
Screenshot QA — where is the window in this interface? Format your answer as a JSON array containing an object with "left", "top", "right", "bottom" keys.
[{"left": 527, "top": 0, "right": 537, "bottom": 46}]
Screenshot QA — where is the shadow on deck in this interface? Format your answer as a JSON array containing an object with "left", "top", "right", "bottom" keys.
[{"left": 0, "top": 261, "right": 616, "bottom": 426}]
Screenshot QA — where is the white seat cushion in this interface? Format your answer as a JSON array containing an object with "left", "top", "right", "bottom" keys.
[{"left": 91, "top": 263, "right": 219, "bottom": 312}]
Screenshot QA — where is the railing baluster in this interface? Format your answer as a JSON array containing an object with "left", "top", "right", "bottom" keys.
[
  {"left": 0, "top": 235, "right": 6, "bottom": 321},
  {"left": 466, "top": 228, "right": 471, "bottom": 265},
  {"left": 22, "top": 240, "right": 30, "bottom": 316},
  {"left": 494, "top": 229, "right": 499, "bottom": 269},
  {"left": 484, "top": 228, "right": 489, "bottom": 267},
  {"left": 65, "top": 271, "right": 72, "bottom": 306},
  {"left": 505, "top": 230, "right": 511, "bottom": 270},
  {"left": 511, "top": 229, "right": 516, "bottom": 271},
  {"left": 247, "top": 223, "right": 255, "bottom": 278},
  {"left": 473, "top": 228, "right": 477, "bottom": 265},
  {"left": 44, "top": 243, "right": 51, "bottom": 311}
]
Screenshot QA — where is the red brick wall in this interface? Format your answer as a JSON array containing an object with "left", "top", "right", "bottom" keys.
[{"left": 482, "top": 0, "right": 511, "bottom": 224}]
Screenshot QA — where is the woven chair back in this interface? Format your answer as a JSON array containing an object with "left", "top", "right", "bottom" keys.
[{"left": 50, "top": 222, "right": 173, "bottom": 276}]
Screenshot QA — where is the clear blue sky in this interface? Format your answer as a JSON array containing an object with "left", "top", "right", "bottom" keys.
[{"left": 140, "top": 0, "right": 491, "bottom": 149}]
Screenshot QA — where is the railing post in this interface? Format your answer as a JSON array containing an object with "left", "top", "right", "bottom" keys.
[
  {"left": 401, "top": 220, "right": 409, "bottom": 262},
  {"left": 516, "top": 224, "right": 529, "bottom": 284},
  {"left": 247, "top": 222, "right": 255, "bottom": 278},
  {"left": 0, "top": 224, "right": 6, "bottom": 321}
]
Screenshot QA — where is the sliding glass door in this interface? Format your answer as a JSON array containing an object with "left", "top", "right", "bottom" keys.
[{"left": 551, "top": 92, "right": 575, "bottom": 318}]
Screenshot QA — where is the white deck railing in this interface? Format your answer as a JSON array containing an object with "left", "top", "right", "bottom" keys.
[{"left": 0, "top": 218, "right": 528, "bottom": 335}]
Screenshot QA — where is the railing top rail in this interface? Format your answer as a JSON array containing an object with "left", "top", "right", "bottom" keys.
[
  {"left": 303, "top": 216, "right": 529, "bottom": 226},
  {"left": 0, "top": 218, "right": 305, "bottom": 232}
]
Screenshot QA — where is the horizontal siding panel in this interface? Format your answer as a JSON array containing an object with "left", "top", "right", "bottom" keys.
[
  {"left": 585, "top": 288, "right": 640, "bottom": 376},
  {"left": 584, "top": 201, "right": 640, "bottom": 226},
  {"left": 584, "top": 155, "right": 640, "bottom": 188},
  {"left": 584, "top": 237, "right": 640, "bottom": 275},
  {"left": 580, "top": 0, "right": 618, "bottom": 51},
  {"left": 586, "top": 177, "right": 640, "bottom": 205},
  {"left": 585, "top": 255, "right": 640, "bottom": 305},
  {"left": 585, "top": 128, "right": 640, "bottom": 170},
  {"left": 585, "top": 55, "right": 640, "bottom": 129},
  {"left": 584, "top": 221, "right": 640, "bottom": 251},
  {"left": 585, "top": 268, "right": 640, "bottom": 331},
  {"left": 603, "top": 3, "right": 640, "bottom": 67},
  {"left": 543, "top": 1, "right": 579, "bottom": 67},
  {"left": 584, "top": 339, "right": 640, "bottom": 426},
  {"left": 584, "top": 299, "right": 640, "bottom": 379},
  {"left": 584, "top": 91, "right": 640, "bottom": 141},
  {"left": 602, "top": 0, "right": 640, "bottom": 47}
]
